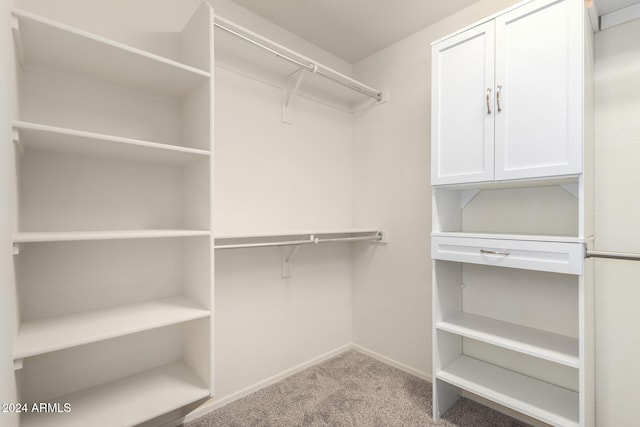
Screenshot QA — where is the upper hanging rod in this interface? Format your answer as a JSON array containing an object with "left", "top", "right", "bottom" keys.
[
  {"left": 586, "top": 250, "right": 640, "bottom": 261},
  {"left": 213, "top": 15, "right": 384, "bottom": 102}
]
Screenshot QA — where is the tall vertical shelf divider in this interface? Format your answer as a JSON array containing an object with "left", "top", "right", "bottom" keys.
[
  {"left": 431, "top": 0, "right": 594, "bottom": 426},
  {"left": 10, "top": 3, "right": 214, "bottom": 426}
]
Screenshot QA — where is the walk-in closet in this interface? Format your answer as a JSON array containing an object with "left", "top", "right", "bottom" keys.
[{"left": 1, "top": 0, "right": 639, "bottom": 426}]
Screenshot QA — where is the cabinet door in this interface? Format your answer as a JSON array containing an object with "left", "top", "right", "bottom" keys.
[
  {"left": 494, "top": 0, "right": 583, "bottom": 181},
  {"left": 431, "top": 22, "right": 495, "bottom": 186}
]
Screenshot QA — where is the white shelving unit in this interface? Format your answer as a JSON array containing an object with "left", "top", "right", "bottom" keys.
[
  {"left": 10, "top": 3, "right": 214, "bottom": 426},
  {"left": 430, "top": 0, "right": 594, "bottom": 425}
]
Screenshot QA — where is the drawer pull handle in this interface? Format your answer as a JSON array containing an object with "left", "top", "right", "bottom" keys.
[
  {"left": 486, "top": 88, "right": 492, "bottom": 114},
  {"left": 480, "top": 249, "right": 510, "bottom": 256}
]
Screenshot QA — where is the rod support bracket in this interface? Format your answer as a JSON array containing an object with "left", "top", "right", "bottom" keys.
[
  {"left": 13, "top": 128, "right": 24, "bottom": 156},
  {"left": 282, "top": 67, "right": 307, "bottom": 124},
  {"left": 281, "top": 244, "right": 303, "bottom": 278}
]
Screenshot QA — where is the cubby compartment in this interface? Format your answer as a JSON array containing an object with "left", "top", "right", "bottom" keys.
[
  {"left": 16, "top": 322, "right": 210, "bottom": 427},
  {"left": 16, "top": 69, "right": 211, "bottom": 152},
  {"left": 433, "top": 180, "right": 581, "bottom": 240},
  {"left": 13, "top": 237, "right": 211, "bottom": 359},
  {"left": 435, "top": 339, "right": 580, "bottom": 427},
  {"left": 12, "top": 6, "right": 212, "bottom": 96},
  {"left": 15, "top": 145, "right": 209, "bottom": 233},
  {"left": 433, "top": 261, "right": 579, "bottom": 365}
]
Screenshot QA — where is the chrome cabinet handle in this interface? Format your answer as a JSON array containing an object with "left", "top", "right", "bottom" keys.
[
  {"left": 496, "top": 84, "right": 503, "bottom": 112},
  {"left": 486, "top": 88, "right": 492, "bottom": 114},
  {"left": 480, "top": 249, "right": 510, "bottom": 256}
]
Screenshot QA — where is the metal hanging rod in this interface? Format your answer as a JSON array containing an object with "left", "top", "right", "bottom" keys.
[
  {"left": 213, "top": 16, "right": 384, "bottom": 102},
  {"left": 214, "top": 232, "right": 383, "bottom": 250},
  {"left": 586, "top": 250, "right": 640, "bottom": 261},
  {"left": 213, "top": 22, "right": 314, "bottom": 73}
]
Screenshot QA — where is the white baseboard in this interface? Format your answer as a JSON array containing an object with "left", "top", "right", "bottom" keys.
[
  {"left": 351, "top": 343, "right": 432, "bottom": 382},
  {"left": 183, "top": 343, "right": 353, "bottom": 423}
]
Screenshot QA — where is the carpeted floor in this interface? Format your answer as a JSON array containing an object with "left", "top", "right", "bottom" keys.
[{"left": 185, "top": 350, "right": 531, "bottom": 427}]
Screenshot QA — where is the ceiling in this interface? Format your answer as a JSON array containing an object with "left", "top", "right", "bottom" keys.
[
  {"left": 229, "top": 0, "right": 640, "bottom": 64},
  {"left": 228, "top": 0, "right": 485, "bottom": 63}
]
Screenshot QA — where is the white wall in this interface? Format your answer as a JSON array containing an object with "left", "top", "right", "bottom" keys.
[
  {"left": 1, "top": 0, "right": 18, "bottom": 424},
  {"left": 594, "top": 18, "right": 640, "bottom": 427},
  {"left": 351, "top": 0, "right": 520, "bottom": 377}
]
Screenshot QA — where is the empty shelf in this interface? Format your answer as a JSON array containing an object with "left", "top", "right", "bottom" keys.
[
  {"left": 437, "top": 356, "right": 579, "bottom": 427},
  {"left": 437, "top": 312, "right": 579, "bottom": 367},
  {"left": 21, "top": 361, "right": 209, "bottom": 427},
  {"left": 15, "top": 296, "right": 210, "bottom": 359},
  {"left": 14, "top": 230, "right": 211, "bottom": 243},
  {"left": 431, "top": 231, "right": 585, "bottom": 244},
  {"left": 13, "top": 9, "right": 210, "bottom": 98},
  {"left": 14, "top": 121, "right": 210, "bottom": 164}
]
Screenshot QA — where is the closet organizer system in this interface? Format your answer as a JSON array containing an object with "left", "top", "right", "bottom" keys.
[
  {"left": 430, "top": 0, "right": 598, "bottom": 426},
  {"left": 8, "top": 3, "right": 386, "bottom": 427},
  {"left": 211, "top": 15, "right": 387, "bottom": 274}
]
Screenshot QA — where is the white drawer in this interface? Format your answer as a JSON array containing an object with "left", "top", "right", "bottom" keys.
[{"left": 432, "top": 235, "right": 583, "bottom": 275}]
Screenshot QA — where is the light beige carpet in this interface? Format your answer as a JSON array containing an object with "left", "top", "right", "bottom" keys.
[{"left": 186, "top": 350, "right": 530, "bottom": 427}]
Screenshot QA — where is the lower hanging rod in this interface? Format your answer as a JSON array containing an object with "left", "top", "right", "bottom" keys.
[
  {"left": 586, "top": 250, "right": 640, "bottom": 261},
  {"left": 214, "top": 232, "right": 383, "bottom": 250}
]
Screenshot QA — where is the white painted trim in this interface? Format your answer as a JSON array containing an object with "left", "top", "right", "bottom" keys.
[
  {"left": 600, "top": 3, "right": 640, "bottom": 30},
  {"left": 351, "top": 344, "right": 433, "bottom": 382},
  {"left": 182, "top": 343, "right": 353, "bottom": 423},
  {"left": 586, "top": 0, "right": 600, "bottom": 32}
]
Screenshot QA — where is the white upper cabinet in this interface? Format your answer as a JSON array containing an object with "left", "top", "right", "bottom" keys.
[
  {"left": 494, "top": 0, "right": 583, "bottom": 180},
  {"left": 432, "top": 22, "right": 495, "bottom": 185},
  {"left": 431, "top": 0, "right": 584, "bottom": 186}
]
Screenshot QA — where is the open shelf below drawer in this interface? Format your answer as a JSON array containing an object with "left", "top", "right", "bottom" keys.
[
  {"left": 437, "top": 356, "right": 579, "bottom": 427},
  {"left": 437, "top": 312, "right": 579, "bottom": 367}
]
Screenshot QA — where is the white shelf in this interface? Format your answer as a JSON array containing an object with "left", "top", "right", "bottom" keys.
[
  {"left": 21, "top": 361, "right": 209, "bottom": 427},
  {"left": 437, "top": 313, "right": 579, "bottom": 367},
  {"left": 15, "top": 296, "right": 210, "bottom": 359},
  {"left": 13, "top": 121, "right": 210, "bottom": 164},
  {"left": 432, "top": 231, "right": 585, "bottom": 244},
  {"left": 12, "top": 9, "right": 210, "bottom": 98},
  {"left": 14, "top": 230, "right": 211, "bottom": 243},
  {"left": 432, "top": 175, "right": 579, "bottom": 190},
  {"left": 437, "top": 356, "right": 579, "bottom": 427}
]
